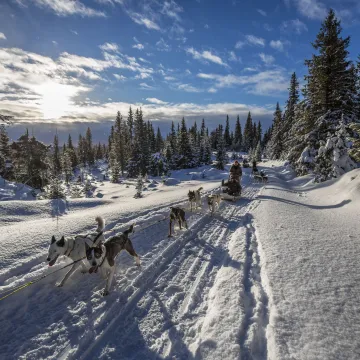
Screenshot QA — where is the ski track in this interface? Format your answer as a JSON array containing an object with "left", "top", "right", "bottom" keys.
[{"left": 0, "top": 178, "right": 271, "bottom": 360}]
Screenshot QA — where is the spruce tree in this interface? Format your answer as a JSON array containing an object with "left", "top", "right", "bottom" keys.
[
  {"left": 216, "top": 127, "right": 226, "bottom": 170},
  {"left": 85, "top": 127, "right": 94, "bottom": 166},
  {"left": 267, "top": 103, "right": 283, "bottom": 159},
  {"left": 178, "top": 117, "right": 193, "bottom": 168},
  {"left": 155, "top": 127, "right": 163, "bottom": 152},
  {"left": 62, "top": 151, "right": 73, "bottom": 184},
  {"left": 53, "top": 134, "right": 61, "bottom": 175},
  {"left": 224, "top": 115, "right": 231, "bottom": 148},
  {"left": 0, "top": 125, "right": 10, "bottom": 177},
  {"left": 304, "top": 9, "right": 356, "bottom": 118},
  {"left": 233, "top": 115, "right": 242, "bottom": 151},
  {"left": 243, "top": 112, "right": 253, "bottom": 152}
]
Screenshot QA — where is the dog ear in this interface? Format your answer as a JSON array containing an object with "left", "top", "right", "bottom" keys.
[
  {"left": 57, "top": 236, "right": 65, "bottom": 247},
  {"left": 51, "top": 235, "right": 56, "bottom": 244}
]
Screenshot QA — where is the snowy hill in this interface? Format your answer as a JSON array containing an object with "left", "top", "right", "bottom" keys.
[{"left": 0, "top": 162, "right": 360, "bottom": 359}]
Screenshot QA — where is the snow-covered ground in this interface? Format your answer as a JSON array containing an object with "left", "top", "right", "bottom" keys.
[{"left": 1, "top": 161, "right": 360, "bottom": 360}]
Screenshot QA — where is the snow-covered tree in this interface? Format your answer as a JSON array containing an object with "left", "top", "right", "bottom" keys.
[
  {"left": 134, "top": 175, "right": 144, "bottom": 198},
  {"left": 216, "top": 128, "right": 226, "bottom": 170},
  {"left": 61, "top": 151, "right": 73, "bottom": 184}
]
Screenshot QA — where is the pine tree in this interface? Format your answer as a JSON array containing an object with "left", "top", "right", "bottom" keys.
[
  {"left": 85, "top": 127, "right": 94, "bottom": 166},
  {"left": 114, "top": 111, "right": 126, "bottom": 175},
  {"left": 53, "top": 134, "right": 61, "bottom": 175},
  {"left": 61, "top": 151, "right": 73, "bottom": 184},
  {"left": 243, "top": 112, "right": 253, "bottom": 152},
  {"left": 178, "top": 118, "right": 193, "bottom": 168},
  {"left": 0, "top": 125, "right": 10, "bottom": 176},
  {"left": 252, "top": 122, "right": 257, "bottom": 148},
  {"left": 134, "top": 175, "right": 144, "bottom": 198},
  {"left": 224, "top": 115, "right": 231, "bottom": 148},
  {"left": 127, "top": 107, "right": 134, "bottom": 145},
  {"left": 109, "top": 146, "right": 120, "bottom": 182},
  {"left": 257, "top": 121, "right": 262, "bottom": 145},
  {"left": 95, "top": 142, "right": 103, "bottom": 160},
  {"left": 267, "top": 103, "right": 283, "bottom": 159},
  {"left": 233, "top": 115, "right": 242, "bottom": 151},
  {"left": 67, "top": 134, "right": 78, "bottom": 168},
  {"left": 78, "top": 134, "right": 86, "bottom": 166},
  {"left": 155, "top": 127, "right": 163, "bottom": 152},
  {"left": 304, "top": 9, "right": 356, "bottom": 118},
  {"left": 255, "top": 141, "right": 262, "bottom": 162},
  {"left": 216, "top": 127, "right": 226, "bottom": 170}
]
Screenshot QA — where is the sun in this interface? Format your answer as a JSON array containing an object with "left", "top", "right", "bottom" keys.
[{"left": 38, "top": 82, "right": 73, "bottom": 120}]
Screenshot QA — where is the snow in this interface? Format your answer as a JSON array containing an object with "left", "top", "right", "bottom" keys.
[{"left": 1, "top": 161, "right": 360, "bottom": 359}]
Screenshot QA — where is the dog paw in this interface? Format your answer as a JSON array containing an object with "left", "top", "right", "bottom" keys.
[{"left": 101, "top": 290, "right": 109, "bottom": 296}]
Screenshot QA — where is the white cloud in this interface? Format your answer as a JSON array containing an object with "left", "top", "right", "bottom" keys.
[
  {"left": 197, "top": 69, "right": 288, "bottom": 96},
  {"left": 186, "top": 47, "right": 229, "bottom": 68},
  {"left": 246, "top": 35, "right": 265, "bottom": 47},
  {"left": 17, "top": 0, "right": 106, "bottom": 17},
  {"left": 133, "top": 43, "right": 145, "bottom": 50},
  {"left": 113, "top": 74, "right": 126, "bottom": 81},
  {"left": 228, "top": 51, "right": 241, "bottom": 62},
  {"left": 70, "top": 29, "right": 78, "bottom": 35},
  {"left": 135, "top": 72, "right": 152, "bottom": 80},
  {"left": 164, "top": 76, "right": 176, "bottom": 81},
  {"left": 270, "top": 40, "right": 290, "bottom": 52},
  {"left": 161, "top": 0, "right": 183, "bottom": 21},
  {"left": 140, "top": 82, "right": 156, "bottom": 90},
  {"left": 146, "top": 97, "right": 168, "bottom": 105},
  {"left": 52, "top": 40, "right": 58, "bottom": 45},
  {"left": 99, "top": 42, "right": 120, "bottom": 53},
  {"left": 128, "top": 12, "right": 160, "bottom": 30},
  {"left": 185, "top": 69, "right": 192, "bottom": 75},
  {"left": 296, "top": 0, "right": 327, "bottom": 20},
  {"left": 243, "top": 67, "right": 258, "bottom": 72},
  {"left": 139, "top": 57, "right": 150, "bottom": 64},
  {"left": 235, "top": 41, "right": 246, "bottom": 49},
  {"left": 0, "top": 33, "right": 7, "bottom": 40},
  {"left": 178, "top": 83, "right": 203, "bottom": 93},
  {"left": 208, "top": 87, "right": 217, "bottom": 93},
  {"left": 259, "top": 53, "right": 275, "bottom": 65},
  {"left": 204, "top": 24, "right": 209, "bottom": 29},
  {"left": 281, "top": 19, "right": 308, "bottom": 34},
  {"left": 257, "top": 9, "right": 267, "bottom": 16},
  {"left": 189, "top": 29, "right": 194, "bottom": 33},
  {"left": 156, "top": 38, "right": 171, "bottom": 52}
]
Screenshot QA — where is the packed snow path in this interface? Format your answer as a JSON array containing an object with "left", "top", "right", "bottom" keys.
[{"left": 0, "top": 171, "right": 270, "bottom": 360}]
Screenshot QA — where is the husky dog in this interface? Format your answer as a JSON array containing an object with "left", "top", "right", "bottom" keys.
[
  {"left": 207, "top": 194, "right": 222, "bottom": 215},
  {"left": 85, "top": 224, "right": 140, "bottom": 296},
  {"left": 169, "top": 207, "right": 188, "bottom": 237},
  {"left": 188, "top": 187, "right": 203, "bottom": 211},
  {"left": 47, "top": 217, "right": 106, "bottom": 287}
]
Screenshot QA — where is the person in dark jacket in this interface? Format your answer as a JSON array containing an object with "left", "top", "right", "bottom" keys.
[{"left": 229, "top": 160, "right": 242, "bottom": 181}]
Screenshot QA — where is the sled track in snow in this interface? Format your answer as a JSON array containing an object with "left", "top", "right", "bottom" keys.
[
  {"left": 73, "top": 184, "right": 264, "bottom": 360},
  {"left": 239, "top": 212, "right": 269, "bottom": 360}
]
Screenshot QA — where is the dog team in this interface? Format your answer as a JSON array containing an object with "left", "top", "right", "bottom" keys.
[{"left": 47, "top": 187, "right": 220, "bottom": 296}]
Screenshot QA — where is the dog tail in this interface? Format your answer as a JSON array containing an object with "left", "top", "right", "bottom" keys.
[
  {"left": 95, "top": 216, "right": 105, "bottom": 232},
  {"left": 124, "top": 224, "right": 135, "bottom": 236}
]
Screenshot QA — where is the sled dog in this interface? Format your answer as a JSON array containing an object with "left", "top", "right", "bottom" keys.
[
  {"left": 207, "top": 194, "right": 222, "bottom": 215},
  {"left": 47, "top": 217, "right": 106, "bottom": 287},
  {"left": 188, "top": 187, "right": 203, "bottom": 211},
  {"left": 85, "top": 224, "right": 140, "bottom": 296},
  {"left": 169, "top": 207, "right": 188, "bottom": 237}
]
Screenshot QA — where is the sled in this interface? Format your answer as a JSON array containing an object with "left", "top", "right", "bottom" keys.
[{"left": 220, "top": 177, "right": 241, "bottom": 202}]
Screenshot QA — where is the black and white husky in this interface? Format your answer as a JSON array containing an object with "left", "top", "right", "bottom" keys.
[
  {"left": 169, "top": 207, "right": 188, "bottom": 237},
  {"left": 207, "top": 194, "right": 222, "bottom": 215},
  {"left": 188, "top": 187, "right": 203, "bottom": 211},
  {"left": 46, "top": 216, "right": 106, "bottom": 287},
  {"left": 85, "top": 224, "right": 140, "bottom": 296}
]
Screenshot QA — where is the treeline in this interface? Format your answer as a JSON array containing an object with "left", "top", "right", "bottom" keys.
[
  {"left": 0, "top": 108, "right": 264, "bottom": 187},
  {"left": 265, "top": 9, "right": 360, "bottom": 181}
]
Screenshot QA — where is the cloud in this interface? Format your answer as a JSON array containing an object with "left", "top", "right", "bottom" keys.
[
  {"left": 236, "top": 35, "right": 265, "bottom": 49},
  {"left": 70, "top": 29, "right": 78, "bottom": 35},
  {"left": 127, "top": 12, "right": 160, "bottom": 30},
  {"left": 186, "top": 47, "right": 229, "bottom": 67},
  {"left": 208, "top": 87, "right": 217, "bottom": 93},
  {"left": 161, "top": 0, "right": 183, "bottom": 21},
  {"left": 281, "top": 19, "right": 308, "bottom": 34},
  {"left": 177, "top": 84, "right": 203, "bottom": 93},
  {"left": 156, "top": 38, "right": 171, "bottom": 52},
  {"left": 139, "top": 57, "right": 151, "bottom": 64},
  {"left": 259, "top": 53, "right": 275, "bottom": 65},
  {"left": 263, "top": 24, "right": 273, "bottom": 32},
  {"left": 0, "top": 33, "right": 7, "bottom": 40},
  {"left": 99, "top": 42, "right": 120, "bottom": 53},
  {"left": 243, "top": 67, "right": 258, "bottom": 72},
  {"left": 228, "top": 51, "right": 241, "bottom": 62},
  {"left": 140, "top": 82, "right": 156, "bottom": 90},
  {"left": 257, "top": 9, "right": 267, "bottom": 16},
  {"left": 246, "top": 35, "right": 266, "bottom": 47},
  {"left": 295, "top": 0, "right": 327, "bottom": 20},
  {"left": 204, "top": 24, "right": 210, "bottom": 29},
  {"left": 16, "top": 0, "right": 106, "bottom": 17},
  {"left": 146, "top": 97, "right": 168, "bottom": 105},
  {"left": 113, "top": 74, "right": 126, "bottom": 81},
  {"left": 133, "top": 43, "right": 145, "bottom": 50},
  {"left": 52, "top": 40, "right": 58, "bottom": 45},
  {"left": 270, "top": 40, "right": 290, "bottom": 52},
  {"left": 197, "top": 69, "right": 288, "bottom": 96},
  {"left": 164, "top": 76, "right": 176, "bottom": 81},
  {"left": 135, "top": 72, "right": 152, "bottom": 80},
  {"left": 185, "top": 69, "right": 192, "bottom": 75}
]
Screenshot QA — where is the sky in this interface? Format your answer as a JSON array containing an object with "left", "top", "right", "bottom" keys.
[{"left": 1, "top": 0, "right": 360, "bottom": 143}]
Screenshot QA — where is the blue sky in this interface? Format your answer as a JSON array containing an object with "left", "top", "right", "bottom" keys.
[{"left": 1, "top": 0, "right": 360, "bottom": 143}]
